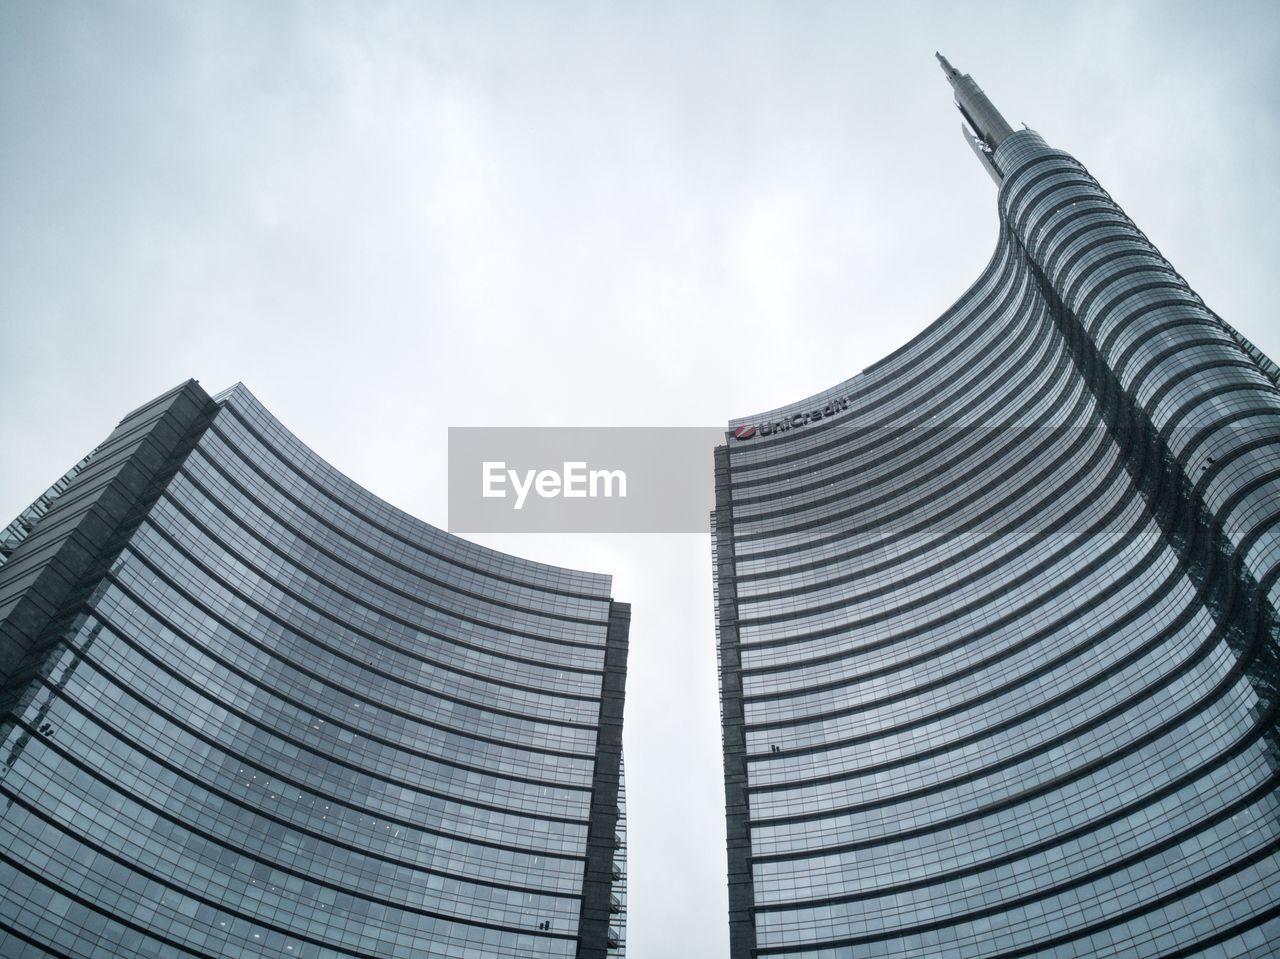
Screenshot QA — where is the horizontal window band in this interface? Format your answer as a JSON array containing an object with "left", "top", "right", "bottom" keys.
[
  {"left": 1002, "top": 154, "right": 1092, "bottom": 215},
  {"left": 1197, "top": 462, "right": 1280, "bottom": 540},
  {"left": 1054, "top": 239, "right": 1164, "bottom": 308},
  {"left": 104, "top": 572, "right": 595, "bottom": 759},
  {"left": 140, "top": 497, "right": 603, "bottom": 692},
  {"left": 1038, "top": 210, "right": 1142, "bottom": 270},
  {"left": 751, "top": 752, "right": 1278, "bottom": 916},
  {"left": 754, "top": 781, "right": 1280, "bottom": 956},
  {"left": 33, "top": 650, "right": 591, "bottom": 834},
  {"left": 733, "top": 425, "right": 1102, "bottom": 615},
  {"left": 1156, "top": 382, "right": 1280, "bottom": 455},
  {"left": 0, "top": 847, "right": 220, "bottom": 959},
  {"left": 5, "top": 715, "right": 586, "bottom": 899},
  {"left": 79, "top": 604, "right": 596, "bottom": 789},
  {"left": 1055, "top": 240, "right": 1171, "bottom": 310},
  {"left": 110, "top": 549, "right": 597, "bottom": 737},
  {"left": 1136, "top": 359, "right": 1259, "bottom": 425},
  {"left": 728, "top": 278, "right": 1054, "bottom": 497},
  {"left": 742, "top": 537, "right": 1191, "bottom": 740},
  {"left": 123, "top": 526, "right": 601, "bottom": 709},
  {"left": 736, "top": 425, "right": 1123, "bottom": 644},
  {"left": 745, "top": 555, "right": 1203, "bottom": 777},
  {"left": 730, "top": 321, "right": 1066, "bottom": 515},
  {"left": 730, "top": 370, "right": 1091, "bottom": 585},
  {"left": 969, "top": 831, "right": 1280, "bottom": 959},
  {"left": 1076, "top": 273, "right": 1183, "bottom": 328},
  {"left": 1027, "top": 205, "right": 1130, "bottom": 262},
  {"left": 1102, "top": 307, "right": 1231, "bottom": 375},
  {"left": 0, "top": 794, "right": 579, "bottom": 959},
  {"left": 176, "top": 458, "right": 609, "bottom": 668},
  {"left": 737, "top": 459, "right": 1147, "bottom": 680},
  {"left": 186, "top": 434, "right": 610, "bottom": 634},
  {"left": 746, "top": 595, "right": 1243, "bottom": 830},
  {"left": 12, "top": 703, "right": 584, "bottom": 874},
  {"left": 1002, "top": 154, "right": 1088, "bottom": 209},
  {"left": 0, "top": 921, "right": 78, "bottom": 959},
  {"left": 728, "top": 334, "right": 1078, "bottom": 548},
  {"left": 17, "top": 678, "right": 587, "bottom": 865},
  {"left": 1118, "top": 328, "right": 1243, "bottom": 393},
  {"left": 1010, "top": 174, "right": 1098, "bottom": 236},
  {"left": 214, "top": 402, "right": 607, "bottom": 603},
  {"left": 1167, "top": 404, "right": 1280, "bottom": 480}
]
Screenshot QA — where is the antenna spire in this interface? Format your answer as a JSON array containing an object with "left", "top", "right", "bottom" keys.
[{"left": 936, "top": 52, "right": 1014, "bottom": 180}]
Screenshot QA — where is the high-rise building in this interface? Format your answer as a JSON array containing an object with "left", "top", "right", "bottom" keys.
[
  {"left": 0, "top": 380, "right": 629, "bottom": 959},
  {"left": 713, "top": 57, "right": 1280, "bottom": 958}
]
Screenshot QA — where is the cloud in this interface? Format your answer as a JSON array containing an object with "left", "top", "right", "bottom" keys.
[{"left": 2, "top": 3, "right": 1277, "bottom": 955}]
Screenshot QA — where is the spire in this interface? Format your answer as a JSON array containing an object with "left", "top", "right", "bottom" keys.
[{"left": 936, "top": 52, "right": 1014, "bottom": 181}]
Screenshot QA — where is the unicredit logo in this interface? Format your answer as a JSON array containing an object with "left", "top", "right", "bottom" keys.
[{"left": 733, "top": 394, "right": 857, "bottom": 441}]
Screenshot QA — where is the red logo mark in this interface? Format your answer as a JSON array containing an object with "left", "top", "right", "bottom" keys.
[{"left": 734, "top": 425, "right": 757, "bottom": 441}]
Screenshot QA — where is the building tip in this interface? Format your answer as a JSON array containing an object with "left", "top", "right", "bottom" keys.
[{"left": 937, "top": 53, "right": 1015, "bottom": 162}]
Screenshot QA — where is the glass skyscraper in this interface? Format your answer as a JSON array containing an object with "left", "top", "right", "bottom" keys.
[
  {"left": 0, "top": 380, "right": 628, "bottom": 959},
  {"left": 713, "top": 57, "right": 1280, "bottom": 957}
]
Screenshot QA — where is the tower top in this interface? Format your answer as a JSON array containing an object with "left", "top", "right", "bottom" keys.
[{"left": 936, "top": 52, "right": 1014, "bottom": 181}]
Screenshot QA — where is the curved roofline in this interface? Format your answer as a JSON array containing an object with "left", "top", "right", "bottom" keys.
[
  {"left": 727, "top": 231, "right": 1010, "bottom": 430},
  {"left": 211, "top": 381, "right": 614, "bottom": 596}
]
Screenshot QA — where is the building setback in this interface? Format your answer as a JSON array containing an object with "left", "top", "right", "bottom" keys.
[
  {"left": 713, "top": 57, "right": 1280, "bottom": 957},
  {"left": 0, "top": 380, "right": 628, "bottom": 959}
]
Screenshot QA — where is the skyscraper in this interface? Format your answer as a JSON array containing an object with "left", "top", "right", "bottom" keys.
[
  {"left": 713, "top": 57, "right": 1280, "bottom": 958},
  {"left": 0, "top": 380, "right": 628, "bottom": 959}
]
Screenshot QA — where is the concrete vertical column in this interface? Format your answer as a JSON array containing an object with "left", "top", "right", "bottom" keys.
[
  {"left": 577, "top": 601, "right": 630, "bottom": 958},
  {"left": 713, "top": 443, "right": 755, "bottom": 959}
]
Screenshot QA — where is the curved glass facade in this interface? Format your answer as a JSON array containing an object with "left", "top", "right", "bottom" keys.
[
  {"left": 0, "top": 381, "right": 628, "bottom": 959},
  {"left": 714, "top": 64, "right": 1280, "bottom": 958}
]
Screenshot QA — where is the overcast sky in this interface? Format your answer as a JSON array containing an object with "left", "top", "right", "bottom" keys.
[{"left": 2, "top": 2, "right": 1278, "bottom": 956}]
